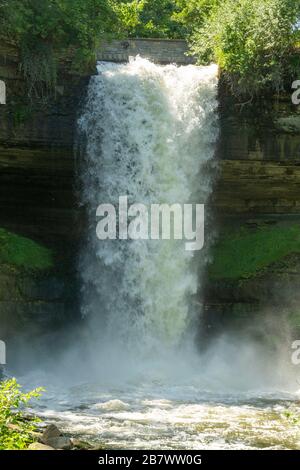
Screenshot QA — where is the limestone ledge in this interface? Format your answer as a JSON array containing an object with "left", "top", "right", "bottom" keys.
[{"left": 213, "top": 159, "right": 300, "bottom": 214}]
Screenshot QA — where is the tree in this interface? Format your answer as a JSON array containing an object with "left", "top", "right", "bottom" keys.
[
  {"left": 115, "top": 0, "right": 184, "bottom": 38},
  {"left": 188, "top": 0, "right": 300, "bottom": 96},
  {"left": 173, "top": 0, "right": 220, "bottom": 32}
]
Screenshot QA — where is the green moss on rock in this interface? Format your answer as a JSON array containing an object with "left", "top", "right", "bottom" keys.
[
  {"left": 209, "top": 224, "right": 300, "bottom": 281},
  {"left": 0, "top": 228, "right": 53, "bottom": 271}
]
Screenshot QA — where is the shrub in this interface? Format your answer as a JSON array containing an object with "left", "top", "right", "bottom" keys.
[
  {"left": 189, "top": 0, "right": 300, "bottom": 97},
  {"left": 114, "top": 0, "right": 185, "bottom": 38},
  {"left": 0, "top": 378, "right": 44, "bottom": 450}
]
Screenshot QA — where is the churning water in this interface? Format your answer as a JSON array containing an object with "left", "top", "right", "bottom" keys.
[
  {"left": 26, "top": 373, "right": 300, "bottom": 450},
  {"left": 21, "top": 57, "right": 300, "bottom": 450}
]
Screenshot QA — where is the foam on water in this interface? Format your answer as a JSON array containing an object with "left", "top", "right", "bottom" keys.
[{"left": 25, "top": 374, "right": 300, "bottom": 450}]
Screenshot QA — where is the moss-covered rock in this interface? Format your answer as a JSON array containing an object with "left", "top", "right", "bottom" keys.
[
  {"left": 0, "top": 227, "right": 71, "bottom": 341},
  {"left": 205, "top": 219, "right": 300, "bottom": 337},
  {"left": 209, "top": 223, "right": 300, "bottom": 281},
  {"left": 0, "top": 228, "right": 53, "bottom": 271}
]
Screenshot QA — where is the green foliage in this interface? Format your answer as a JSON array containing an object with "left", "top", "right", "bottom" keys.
[
  {"left": 111, "top": 1, "right": 142, "bottom": 36},
  {"left": 0, "top": 0, "right": 119, "bottom": 97},
  {"left": 114, "top": 0, "right": 185, "bottom": 38},
  {"left": 209, "top": 224, "right": 300, "bottom": 281},
  {"left": 173, "top": 0, "right": 219, "bottom": 30},
  {"left": 0, "top": 378, "right": 44, "bottom": 450},
  {"left": 0, "top": 228, "right": 53, "bottom": 270},
  {"left": 2, "top": 0, "right": 298, "bottom": 97},
  {"left": 189, "top": 0, "right": 300, "bottom": 96},
  {"left": 283, "top": 409, "right": 300, "bottom": 424}
]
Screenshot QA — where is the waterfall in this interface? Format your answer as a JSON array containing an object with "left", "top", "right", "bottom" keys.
[
  {"left": 21, "top": 61, "right": 300, "bottom": 453},
  {"left": 78, "top": 57, "right": 218, "bottom": 359}
]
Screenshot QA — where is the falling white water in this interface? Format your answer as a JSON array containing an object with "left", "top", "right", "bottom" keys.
[{"left": 78, "top": 57, "right": 218, "bottom": 357}]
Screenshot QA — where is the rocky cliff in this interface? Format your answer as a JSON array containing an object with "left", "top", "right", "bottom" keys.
[
  {"left": 0, "top": 41, "right": 85, "bottom": 348},
  {"left": 214, "top": 88, "right": 300, "bottom": 214},
  {"left": 205, "top": 85, "right": 300, "bottom": 339}
]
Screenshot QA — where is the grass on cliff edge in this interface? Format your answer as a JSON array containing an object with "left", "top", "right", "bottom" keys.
[
  {"left": 209, "top": 224, "right": 300, "bottom": 281},
  {"left": 0, "top": 228, "right": 53, "bottom": 270}
]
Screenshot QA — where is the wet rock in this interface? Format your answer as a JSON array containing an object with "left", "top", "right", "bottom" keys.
[
  {"left": 92, "top": 444, "right": 106, "bottom": 450},
  {"left": 28, "top": 442, "right": 55, "bottom": 450},
  {"left": 40, "top": 423, "right": 72, "bottom": 449},
  {"left": 41, "top": 424, "right": 61, "bottom": 444},
  {"left": 70, "top": 438, "right": 93, "bottom": 450},
  {"left": 46, "top": 436, "right": 72, "bottom": 450}
]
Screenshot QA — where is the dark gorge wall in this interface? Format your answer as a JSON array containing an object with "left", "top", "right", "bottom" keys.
[
  {"left": 0, "top": 41, "right": 85, "bottom": 345},
  {"left": 0, "top": 42, "right": 82, "bottom": 243},
  {"left": 205, "top": 85, "right": 300, "bottom": 338}
]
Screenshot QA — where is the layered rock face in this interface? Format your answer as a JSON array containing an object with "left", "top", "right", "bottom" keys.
[
  {"left": 0, "top": 42, "right": 83, "bottom": 243},
  {"left": 0, "top": 42, "right": 85, "bottom": 345},
  {"left": 205, "top": 87, "right": 300, "bottom": 338},
  {"left": 97, "top": 38, "right": 195, "bottom": 65},
  {"left": 214, "top": 89, "right": 300, "bottom": 215}
]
